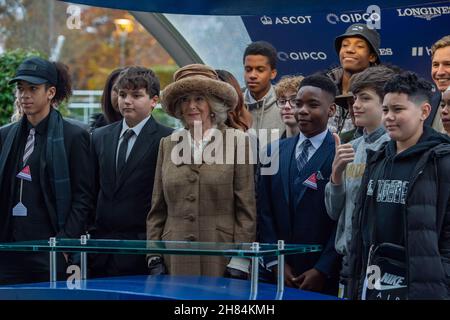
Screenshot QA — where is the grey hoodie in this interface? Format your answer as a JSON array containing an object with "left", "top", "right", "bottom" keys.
[
  {"left": 325, "top": 126, "right": 389, "bottom": 256},
  {"left": 244, "top": 85, "right": 285, "bottom": 145}
]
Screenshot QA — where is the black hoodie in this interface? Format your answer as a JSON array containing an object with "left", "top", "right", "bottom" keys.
[{"left": 363, "top": 126, "right": 450, "bottom": 246}]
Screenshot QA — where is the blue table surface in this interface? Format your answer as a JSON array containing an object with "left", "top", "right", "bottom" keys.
[{"left": 0, "top": 275, "right": 339, "bottom": 300}]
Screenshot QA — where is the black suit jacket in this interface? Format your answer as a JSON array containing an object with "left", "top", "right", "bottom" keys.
[
  {"left": 0, "top": 117, "right": 93, "bottom": 241},
  {"left": 91, "top": 116, "right": 173, "bottom": 239}
]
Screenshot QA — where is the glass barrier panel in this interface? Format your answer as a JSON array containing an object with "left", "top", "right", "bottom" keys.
[{"left": 0, "top": 239, "right": 322, "bottom": 257}]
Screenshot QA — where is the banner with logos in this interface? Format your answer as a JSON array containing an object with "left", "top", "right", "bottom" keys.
[
  {"left": 241, "top": 3, "right": 450, "bottom": 83},
  {"left": 59, "top": 0, "right": 430, "bottom": 16}
]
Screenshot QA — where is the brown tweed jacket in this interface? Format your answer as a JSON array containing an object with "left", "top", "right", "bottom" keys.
[{"left": 147, "top": 126, "right": 256, "bottom": 276}]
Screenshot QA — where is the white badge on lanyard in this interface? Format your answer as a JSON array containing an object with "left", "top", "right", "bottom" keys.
[{"left": 12, "top": 202, "right": 27, "bottom": 216}]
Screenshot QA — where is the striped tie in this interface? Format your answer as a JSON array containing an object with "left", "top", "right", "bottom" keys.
[
  {"left": 22, "top": 128, "right": 35, "bottom": 165},
  {"left": 296, "top": 139, "right": 311, "bottom": 172}
]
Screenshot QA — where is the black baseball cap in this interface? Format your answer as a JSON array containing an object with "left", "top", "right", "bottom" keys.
[
  {"left": 9, "top": 56, "right": 57, "bottom": 86},
  {"left": 334, "top": 23, "right": 381, "bottom": 64}
]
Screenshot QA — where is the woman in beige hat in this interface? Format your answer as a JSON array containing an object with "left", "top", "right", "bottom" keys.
[{"left": 146, "top": 64, "right": 256, "bottom": 278}]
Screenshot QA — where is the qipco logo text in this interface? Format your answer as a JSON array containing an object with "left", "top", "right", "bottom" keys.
[
  {"left": 327, "top": 12, "right": 380, "bottom": 24},
  {"left": 278, "top": 51, "right": 327, "bottom": 62}
]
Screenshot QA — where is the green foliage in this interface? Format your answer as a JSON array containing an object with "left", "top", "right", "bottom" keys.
[
  {"left": 152, "top": 64, "right": 178, "bottom": 90},
  {"left": 152, "top": 107, "right": 181, "bottom": 129},
  {"left": 151, "top": 65, "right": 181, "bottom": 128}
]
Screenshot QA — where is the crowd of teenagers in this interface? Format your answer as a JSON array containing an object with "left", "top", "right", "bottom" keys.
[{"left": 1, "top": 23, "right": 450, "bottom": 300}]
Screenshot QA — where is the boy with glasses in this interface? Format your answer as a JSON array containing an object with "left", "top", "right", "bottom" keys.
[{"left": 274, "top": 75, "right": 304, "bottom": 139}]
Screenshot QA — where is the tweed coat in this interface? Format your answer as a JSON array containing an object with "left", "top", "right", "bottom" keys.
[{"left": 147, "top": 126, "right": 256, "bottom": 276}]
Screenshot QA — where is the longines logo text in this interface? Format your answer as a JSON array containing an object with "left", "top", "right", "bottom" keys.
[
  {"left": 260, "top": 15, "right": 312, "bottom": 25},
  {"left": 397, "top": 6, "right": 450, "bottom": 20}
]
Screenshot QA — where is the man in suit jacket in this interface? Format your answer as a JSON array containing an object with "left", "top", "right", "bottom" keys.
[
  {"left": 429, "top": 35, "right": 450, "bottom": 132},
  {"left": 258, "top": 74, "right": 341, "bottom": 295},
  {"left": 90, "top": 67, "right": 172, "bottom": 277}
]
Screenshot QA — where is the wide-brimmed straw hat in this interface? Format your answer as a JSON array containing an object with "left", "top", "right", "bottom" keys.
[{"left": 161, "top": 64, "right": 238, "bottom": 118}]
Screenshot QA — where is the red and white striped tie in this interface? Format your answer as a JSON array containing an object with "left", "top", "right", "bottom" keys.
[{"left": 22, "top": 128, "right": 35, "bottom": 165}]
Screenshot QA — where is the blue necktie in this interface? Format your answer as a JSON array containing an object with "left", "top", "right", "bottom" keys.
[{"left": 296, "top": 139, "right": 312, "bottom": 172}]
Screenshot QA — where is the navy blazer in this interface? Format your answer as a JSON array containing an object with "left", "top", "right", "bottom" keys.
[{"left": 257, "top": 131, "right": 340, "bottom": 279}]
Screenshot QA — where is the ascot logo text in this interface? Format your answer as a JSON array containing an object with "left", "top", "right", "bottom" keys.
[
  {"left": 260, "top": 15, "right": 312, "bottom": 25},
  {"left": 397, "top": 6, "right": 450, "bottom": 20}
]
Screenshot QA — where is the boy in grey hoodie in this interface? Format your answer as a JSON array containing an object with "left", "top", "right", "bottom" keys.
[
  {"left": 243, "top": 41, "right": 284, "bottom": 144},
  {"left": 324, "top": 65, "right": 396, "bottom": 298}
]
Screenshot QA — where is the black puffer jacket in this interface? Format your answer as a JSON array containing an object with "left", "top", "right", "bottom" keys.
[{"left": 348, "top": 128, "right": 450, "bottom": 299}]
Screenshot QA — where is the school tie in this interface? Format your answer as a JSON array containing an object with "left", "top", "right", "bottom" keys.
[
  {"left": 296, "top": 139, "right": 311, "bottom": 172},
  {"left": 116, "top": 129, "right": 135, "bottom": 175},
  {"left": 22, "top": 128, "right": 35, "bottom": 165}
]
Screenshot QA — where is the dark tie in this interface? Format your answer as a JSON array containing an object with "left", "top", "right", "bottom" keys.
[
  {"left": 296, "top": 139, "right": 312, "bottom": 172},
  {"left": 117, "top": 129, "right": 135, "bottom": 175}
]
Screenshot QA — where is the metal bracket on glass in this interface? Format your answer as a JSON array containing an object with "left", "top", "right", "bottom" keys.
[
  {"left": 48, "top": 237, "right": 57, "bottom": 282},
  {"left": 80, "top": 235, "right": 87, "bottom": 280},
  {"left": 275, "top": 240, "right": 285, "bottom": 300},
  {"left": 249, "top": 242, "right": 260, "bottom": 300}
]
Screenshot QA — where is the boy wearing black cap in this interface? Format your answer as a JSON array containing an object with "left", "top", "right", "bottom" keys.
[
  {"left": 328, "top": 23, "right": 381, "bottom": 143},
  {"left": 0, "top": 57, "right": 93, "bottom": 284},
  {"left": 330, "top": 23, "right": 380, "bottom": 95}
]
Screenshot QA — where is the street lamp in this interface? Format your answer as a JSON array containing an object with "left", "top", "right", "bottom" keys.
[{"left": 114, "top": 18, "right": 134, "bottom": 67}]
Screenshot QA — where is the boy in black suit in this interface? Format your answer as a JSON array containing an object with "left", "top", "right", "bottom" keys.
[{"left": 90, "top": 66, "right": 172, "bottom": 277}]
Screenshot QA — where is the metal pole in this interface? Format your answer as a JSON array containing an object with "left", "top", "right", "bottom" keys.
[
  {"left": 80, "top": 235, "right": 87, "bottom": 280},
  {"left": 249, "top": 242, "right": 260, "bottom": 300},
  {"left": 275, "top": 240, "right": 285, "bottom": 300},
  {"left": 49, "top": 237, "right": 57, "bottom": 282},
  {"left": 48, "top": 0, "right": 54, "bottom": 53},
  {"left": 119, "top": 32, "right": 127, "bottom": 67}
]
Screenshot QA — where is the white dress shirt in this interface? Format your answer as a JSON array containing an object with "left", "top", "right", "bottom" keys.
[
  {"left": 295, "top": 129, "right": 329, "bottom": 161},
  {"left": 116, "top": 115, "right": 151, "bottom": 166}
]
